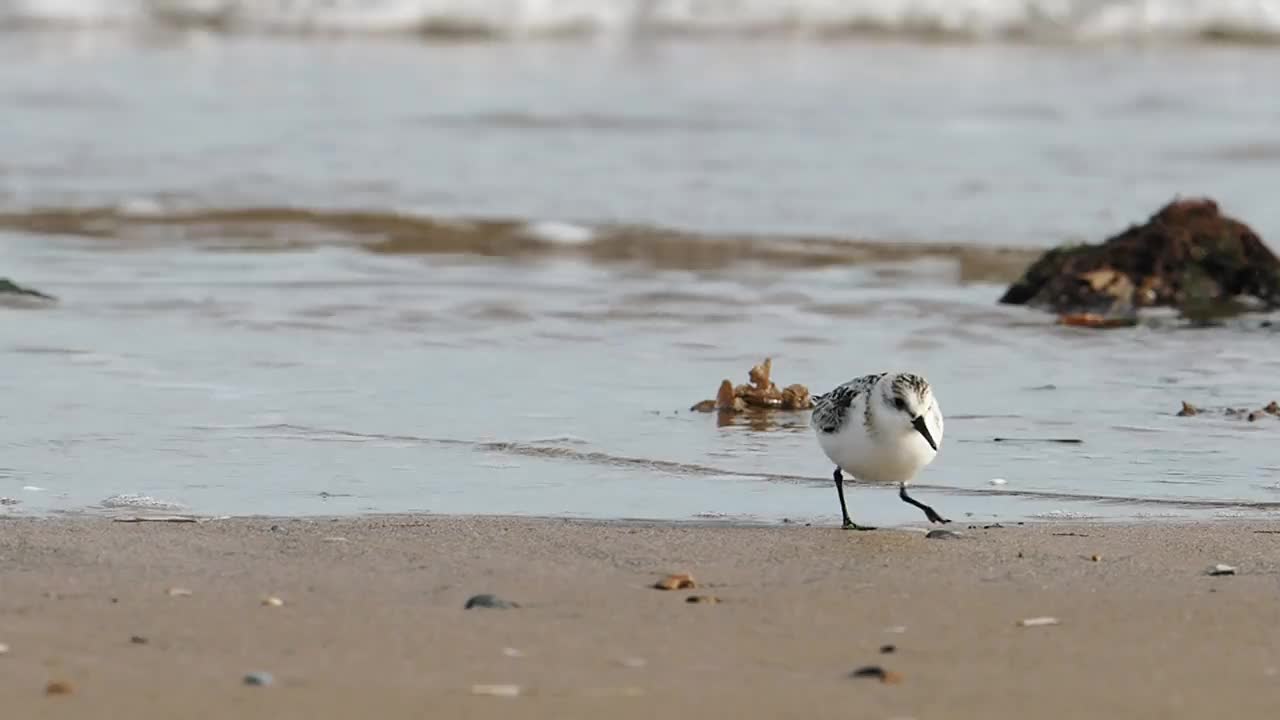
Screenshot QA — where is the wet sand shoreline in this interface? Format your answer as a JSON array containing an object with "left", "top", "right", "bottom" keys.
[{"left": 3, "top": 514, "right": 1279, "bottom": 718}]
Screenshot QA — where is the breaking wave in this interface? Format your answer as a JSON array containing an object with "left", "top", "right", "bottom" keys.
[{"left": 2, "top": 0, "right": 1280, "bottom": 43}]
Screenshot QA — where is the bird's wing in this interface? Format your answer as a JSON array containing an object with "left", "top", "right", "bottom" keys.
[{"left": 811, "top": 373, "right": 884, "bottom": 433}]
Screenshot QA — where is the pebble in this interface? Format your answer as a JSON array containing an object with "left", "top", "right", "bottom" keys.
[
  {"left": 685, "top": 595, "right": 720, "bottom": 604},
  {"left": 0, "top": 642, "right": 9, "bottom": 655},
  {"left": 471, "top": 684, "right": 521, "bottom": 697},
  {"left": 130, "top": 635, "right": 148, "bottom": 645},
  {"left": 1017, "top": 616, "right": 1061, "bottom": 627},
  {"left": 45, "top": 680, "right": 73, "bottom": 695},
  {"left": 850, "top": 666, "right": 902, "bottom": 684},
  {"left": 926, "top": 529, "right": 962, "bottom": 540},
  {"left": 501, "top": 647, "right": 525, "bottom": 658},
  {"left": 243, "top": 672, "right": 274, "bottom": 687},
  {"left": 465, "top": 594, "right": 519, "bottom": 610},
  {"left": 262, "top": 596, "right": 285, "bottom": 607},
  {"left": 1208, "top": 564, "right": 1237, "bottom": 576},
  {"left": 166, "top": 587, "right": 193, "bottom": 597},
  {"left": 879, "top": 644, "right": 896, "bottom": 654},
  {"left": 653, "top": 573, "right": 696, "bottom": 590}
]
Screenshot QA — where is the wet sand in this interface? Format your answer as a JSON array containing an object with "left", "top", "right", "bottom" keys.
[{"left": 2, "top": 516, "right": 1279, "bottom": 718}]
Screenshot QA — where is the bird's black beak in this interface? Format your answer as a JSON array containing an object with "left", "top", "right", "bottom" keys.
[{"left": 911, "top": 415, "right": 938, "bottom": 451}]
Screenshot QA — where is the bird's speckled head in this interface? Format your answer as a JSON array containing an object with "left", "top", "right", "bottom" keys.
[{"left": 881, "top": 373, "right": 941, "bottom": 451}]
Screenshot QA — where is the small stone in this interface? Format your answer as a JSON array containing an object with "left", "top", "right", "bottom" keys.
[
  {"left": 262, "top": 596, "right": 284, "bottom": 607},
  {"left": 1090, "top": 554, "right": 1102, "bottom": 562},
  {"left": 1177, "top": 401, "right": 1199, "bottom": 417},
  {"left": 166, "top": 587, "right": 193, "bottom": 597},
  {"left": 653, "top": 573, "right": 696, "bottom": 590},
  {"left": 471, "top": 684, "right": 521, "bottom": 697},
  {"left": 1017, "top": 616, "right": 1060, "bottom": 627},
  {"left": 45, "top": 680, "right": 73, "bottom": 695},
  {"left": 270, "top": 524, "right": 286, "bottom": 534},
  {"left": 685, "top": 595, "right": 720, "bottom": 604},
  {"left": 465, "top": 594, "right": 519, "bottom": 609},
  {"left": 130, "top": 635, "right": 148, "bottom": 644},
  {"left": 243, "top": 672, "right": 274, "bottom": 687},
  {"left": 0, "top": 642, "right": 9, "bottom": 655},
  {"left": 926, "top": 529, "right": 961, "bottom": 540},
  {"left": 1208, "top": 564, "right": 1237, "bottom": 576},
  {"left": 850, "top": 665, "right": 901, "bottom": 684},
  {"left": 501, "top": 647, "right": 524, "bottom": 658},
  {"left": 879, "top": 644, "right": 896, "bottom": 654}
]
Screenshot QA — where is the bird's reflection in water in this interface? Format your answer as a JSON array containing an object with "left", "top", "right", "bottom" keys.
[{"left": 715, "top": 408, "right": 811, "bottom": 432}]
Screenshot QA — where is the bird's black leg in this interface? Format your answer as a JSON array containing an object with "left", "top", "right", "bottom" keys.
[
  {"left": 834, "top": 468, "right": 875, "bottom": 531},
  {"left": 899, "top": 484, "right": 950, "bottom": 524}
]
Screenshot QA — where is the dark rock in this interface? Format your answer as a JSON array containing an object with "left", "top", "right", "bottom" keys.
[
  {"left": 926, "top": 529, "right": 962, "bottom": 540},
  {"left": 879, "top": 644, "right": 896, "bottom": 654},
  {"left": 999, "top": 198, "right": 1280, "bottom": 319},
  {"left": 0, "top": 278, "right": 55, "bottom": 301},
  {"left": 130, "top": 635, "right": 148, "bottom": 644},
  {"left": 464, "top": 593, "right": 519, "bottom": 610},
  {"left": 850, "top": 665, "right": 887, "bottom": 679}
]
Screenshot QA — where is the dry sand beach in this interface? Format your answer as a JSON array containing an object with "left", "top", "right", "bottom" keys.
[{"left": 3, "top": 515, "right": 1280, "bottom": 719}]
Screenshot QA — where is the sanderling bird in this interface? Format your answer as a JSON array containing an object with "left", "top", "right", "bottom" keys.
[{"left": 810, "top": 372, "right": 948, "bottom": 530}]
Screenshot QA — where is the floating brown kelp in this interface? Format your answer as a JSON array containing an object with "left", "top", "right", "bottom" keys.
[
  {"left": 1000, "top": 198, "right": 1280, "bottom": 323},
  {"left": 1175, "top": 400, "right": 1278, "bottom": 421},
  {"left": 689, "top": 358, "right": 814, "bottom": 413}
]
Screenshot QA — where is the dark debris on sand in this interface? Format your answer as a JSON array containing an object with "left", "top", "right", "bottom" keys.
[{"left": 464, "top": 593, "right": 519, "bottom": 610}]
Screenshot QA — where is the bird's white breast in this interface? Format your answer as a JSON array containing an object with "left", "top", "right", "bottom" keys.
[{"left": 815, "top": 397, "right": 942, "bottom": 485}]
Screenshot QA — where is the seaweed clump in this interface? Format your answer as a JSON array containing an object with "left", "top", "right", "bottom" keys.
[
  {"left": 690, "top": 358, "right": 813, "bottom": 413},
  {"left": 999, "top": 198, "right": 1280, "bottom": 322},
  {"left": 0, "top": 277, "right": 55, "bottom": 303}
]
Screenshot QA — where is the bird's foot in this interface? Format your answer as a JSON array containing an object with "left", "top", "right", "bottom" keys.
[
  {"left": 842, "top": 520, "right": 877, "bottom": 531},
  {"left": 924, "top": 508, "right": 950, "bottom": 525}
]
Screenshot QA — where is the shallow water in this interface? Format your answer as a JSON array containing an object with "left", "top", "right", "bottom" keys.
[{"left": 3, "top": 27, "right": 1280, "bottom": 525}]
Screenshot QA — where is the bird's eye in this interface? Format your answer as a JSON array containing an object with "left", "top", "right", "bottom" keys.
[{"left": 894, "top": 398, "right": 906, "bottom": 411}]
